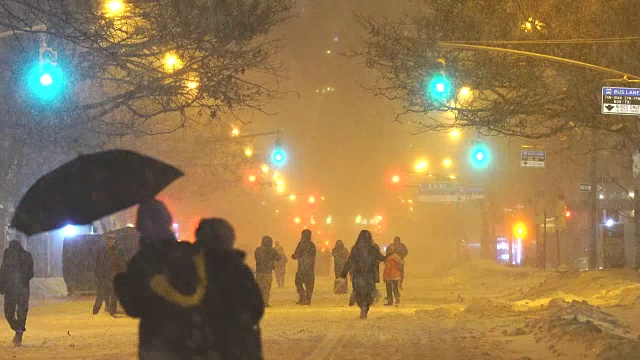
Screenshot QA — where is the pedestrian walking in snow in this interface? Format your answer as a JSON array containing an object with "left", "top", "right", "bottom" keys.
[
  {"left": 332, "top": 240, "right": 349, "bottom": 293},
  {"left": 341, "top": 230, "right": 385, "bottom": 319},
  {"left": 254, "top": 235, "right": 279, "bottom": 306},
  {"left": 292, "top": 229, "right": 316, "bottom": 305},
  {"left": 115, "top": 199, "right": 209, "bottom": 359},
  {"left": 392, "top": 236, "right": 409, "bottom": 289},
  {"left": 274, "top": 242, "right": 287, "bottom": 288},
  {"left": 195, "top": 218, "right": 264, "bottom": 359},
  {"left": 93, "top": 234, "right": 121, "bottom": 316},
  {"left": 383, "top": 246, "right": 403, "bottom": 307},
  {"left": 0, "top": 240, "right": 34, "bottom": 346}
]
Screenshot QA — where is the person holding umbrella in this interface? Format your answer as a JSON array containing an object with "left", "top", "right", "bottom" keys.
[{"left": 0, "top": 240, "right": 34, "bottom": 347}]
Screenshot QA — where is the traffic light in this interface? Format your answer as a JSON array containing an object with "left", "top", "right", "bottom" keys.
[
  {"left": 425, "top": 58, "right": 452, "bottom": 103},
  {"left": 555, "top": 198, "right": 566, "bottom": 229},
  {"left": 270, "top": 146, "right": 287, "bottom": 168},
  {"left": 513, "top": 222, "right": 527, "bottom": 239},
  {"left": 27, "top": 41, "right": 65, "bottom": 101},
  {"left": 469, "top": 142, "right": 491, "bottom": 170}
]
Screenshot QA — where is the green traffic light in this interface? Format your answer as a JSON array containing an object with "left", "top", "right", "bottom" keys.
[
  {"left": 27, "top": 62, "right": 65, "bottom": 101},
  {"left": 425, "top": 73, "right": 452, "bottom": 103},
  {"left": 469, "top": 143, "right": 491, "bottom": 170}
]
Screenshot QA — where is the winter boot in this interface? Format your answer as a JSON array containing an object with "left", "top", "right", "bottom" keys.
[
  {"left": 349, "top": 292, "right": 356, "bottom": 306},
  {"left": 359, "top": 306, "right": 369, "bottom": 320},
  {"left": 384, "top": 301, "right": 394, "bottom": 306},
  {"left": 12, "top": 331, "right": 23, "bottom": 347},
  {"left": 394, "top": 299, "right": 400, "bottom": 307}
]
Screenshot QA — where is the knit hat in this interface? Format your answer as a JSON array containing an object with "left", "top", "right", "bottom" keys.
[
  {"left": 136, "top": 199, "right": 174, "bottom": 244},
  {"left": 195, "top": 218, "right": 236, "bottom": 250}
]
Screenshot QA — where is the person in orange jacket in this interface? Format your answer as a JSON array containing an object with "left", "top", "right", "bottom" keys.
[{"left": 383, "top": 245, "right": 403, "bottom": 307}]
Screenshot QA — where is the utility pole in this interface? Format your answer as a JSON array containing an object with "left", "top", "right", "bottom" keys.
[{"left": 589, "top": 131, "right": 598, "bottom": 270}]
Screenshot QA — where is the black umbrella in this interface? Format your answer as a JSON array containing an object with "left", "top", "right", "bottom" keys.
[{"left": 10, "top": 149, "right": 184, "bottom": 236}]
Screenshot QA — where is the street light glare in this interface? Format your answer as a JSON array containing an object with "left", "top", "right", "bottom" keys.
[
  {"left": 459, "top": 87, "right": 471, "bottom": 97},
  {"left": 289, "top": 194, "right": 296, "bottom": 201},
  {"left": 476, "top": 152, "right": 484, "bottom": 161},
  {"left": 308, "top": 196, "right": 316, "bottom": 204},
  {"left": 105, "top": 0, "right": 125, "bottom": 16},
  {"left": 443, "top": 158, "right": 452, "bottom": 168},
  {"left": 39, "top": 73, "right": 53, "bottom": 86},
  {"left": 391, "top": 175, "right": 401, "bottom": 183},
  {"left": 231, "top": 127, "right": 240, "bottom": 137},
  {"left": 414, "top": 160, "right": 428, "bottom": 172},
  {"left": 261, "top": 164, "right": 270, "bottom": 174},
  {"left": 248, "top": 175, "right": 257, "bottom": 183},
  {"left": 244, "top": 147, "right": 253, "bottom": 157}
]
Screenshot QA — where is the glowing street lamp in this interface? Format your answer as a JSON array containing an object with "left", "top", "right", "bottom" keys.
[
  {"left": 289, "top": 194, "right": 296, "bottom": 201},
  {"left": 163, "top": 52, "right": 183, "bottom": 73},
  {"left": 326, "top": 216, "right": 332, "bottom": 225},
  {"left": 104, "top": 0, "right": 125, "bottom": 17},
  {"left": 231, "top": 127, "right": 240, "bottom": 137},
  {"left": 294, "top": 217, "right": 301, "bottom": 224},
  {"left": 414, "top": 159, "right": 428, "bottom": 173},
  {"left": 459, "top": 86, "right": 471, "bottom": 97},
  {"left": 391, "top": 175, "right": 401, "bottom": 184},
  {"left": 443, "top": 158, "right": 452, "bottom": 168},
  {"left": 261, "top": 164, "right": 270, "bottom": 174},
  {"left": 308, "top": 196, "right": 316, "bottom": 204},
  {"left": 247, "top": 175, "right": 257, "bottom": 183},
  {"left": 449, "top": 129, "right": 461, "bottom": 139},
  {"left": 244, "top": 147, "right": 253, "bottom": 158}
]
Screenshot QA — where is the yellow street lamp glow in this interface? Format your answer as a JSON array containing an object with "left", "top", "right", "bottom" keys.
[
  {"left": 294, "top": 217, "right": 301, "bottom": 224},
  {"left": 163, "top": 52, "right": 183, "bottom": 73},
  {"left": 321, "top": 196, "right": 326, "bottom": 201},
  {"left": 186, "top": 81, "right": 199, "bottom": 90},
  {"left": 326, "top": 216, "right": 332, "bottom": 225},
  {"left": 289, "top": 194, "right": 296, "bottom": 201},
  {"left": 230, "top": 127, "right": 240, "bottom": 137},
  {"left": 244, "top": 147, "right": 253, "bottom": 157},
  {"left": 449, "top": 174, "right": 456, "bottom": 180},
  {"left": 391, "top": 175, "right": 401, "bottom": 183},
  {"left": 443, "top": 158, "right": 452, "bottom": 168},
  {"left": 414, "top": 159, "right": 428, "bottom": 173},
  {"left": 459, "top": 87, "right": 471, "bottom": 97},
  {"left": 272, "top": 172, "right": 281, "bottom": 180},
  {"left": 276, "top": 184, "right": 285, "bottom": 193},
  {"left": 261, "top": 164, "right": 270, "bottom": 174},
  {"left": 308, "top": 196, "right": 316, "bottom": 204},
  {"left": 355, "top": 215, "right": 362, "bottom": 224},
  {"left": 105, "top": 0, "right": 125, "bottom": 16},
  {"left": 450, "top": 130, "right": 460, "bottom": 139},
  {"left": 276, "top": 179, "right": 284, "bottom": 186},
  {"left": 407, "top": 199, "right": 413, "bottom": 204}
]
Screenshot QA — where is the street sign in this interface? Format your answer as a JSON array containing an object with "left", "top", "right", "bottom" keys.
[
  {"left": 602, "top": 87, "right": 640, "bottom": 115},
  {"left": 418, "top": 184, "right": 484, "bottom": 202},
  {"left": 419, "top": 182, "right": 455, "bottom": 191},
  {"left": 521, "top": 150, "right": 545, "bottom": 168},
  {"left": 579, "top": 183, "right": 592, "bottom": 192}
]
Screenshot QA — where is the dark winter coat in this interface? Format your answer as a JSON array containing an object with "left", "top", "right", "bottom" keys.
[
  {"left": 341, "top": 238, "right": 385, "bottom": 308},
  {"left": 0, "top": 241, "right": 34, "bottom": 296},
  {"left": 94, "top": 246, "right": 121, "bottom": 289},
  {"left": 331, "top": 244, "right": 349, "bottom": 278},
  {"left": 394, "top": 242, "right": 409, "bottom": 259},
  {"left": 203, "top": 249, "right": 264, "bottom": 359},
  {"left": 115, "top": 237, "right": 210, "bottom": 359},
  {"left": 254, "top": 238, "right": 279, "bottom": 274},
  {"left": 292, "top": 240, "right": 316, "bottom": 275}
]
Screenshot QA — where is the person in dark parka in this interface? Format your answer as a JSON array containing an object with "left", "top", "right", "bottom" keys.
[
  {"left": 195, "top": 218, "right": 264, "bottom": 360},
  {"left": 254, "top": 235, "right": 279, "bottom": 306},
  {"left": 93, "top": 234, "right": 121, "bottom": 316},
  {"left": 292, "top": 229, "right": 316, "bottom": 305},
  {"left": 331, "top": 240, "right": 349, "bottom": 279},
  {"left": 274, "top": 242, "right": 287, "bottom": 288},
  {"left": 0, "top": 240, "right": 34, "bottom": 346},
  {"left": 340, "top": 230, "right": 385, "bottom": 319},
  {"left": 114, "top": 199, "right": 208, "bottom": 359}
]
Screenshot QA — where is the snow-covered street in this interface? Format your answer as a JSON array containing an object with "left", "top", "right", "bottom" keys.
[{"left": 3, "top": 262, "right": 640, "bottom": 359}]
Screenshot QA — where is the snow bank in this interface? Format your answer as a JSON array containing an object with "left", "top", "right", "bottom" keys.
[{"left": 526, "top": 298, "right": 640, "bottom": 359}]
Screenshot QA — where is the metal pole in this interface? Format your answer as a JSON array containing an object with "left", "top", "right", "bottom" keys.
[
  {"left": 555, "top": 218, "right": 561, "bottom": 268},
  {"left": 635, "top": 185, "right": 640, "bottom": 269},
  {"left": 437, "top": 42, "right": 640, "bottom": 80},
  {"left": 589, "top": 131, "right": 598, "bottom": 270},
  {"left": 543, "top": 210, "right": 547, "bottom": 271}
]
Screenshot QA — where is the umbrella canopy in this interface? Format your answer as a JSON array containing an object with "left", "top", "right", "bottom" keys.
[{"left": 10, "top": 149, "right": 184, "bottom": 236}]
